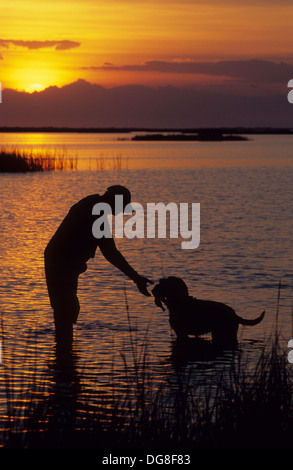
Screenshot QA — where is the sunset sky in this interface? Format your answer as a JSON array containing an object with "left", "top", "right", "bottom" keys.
[
  {"left": 1, "top": 1, "right": 293, "bottom": 127},
  {"left": 1, "top": 0, "right": 293, "bottom": 92}
]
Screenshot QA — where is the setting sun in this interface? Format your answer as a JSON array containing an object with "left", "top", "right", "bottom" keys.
[
  {"left": 1, "top": 1, "right": 293, "bottom": 91},
  {"left": 25, "top": 83, "right": 46, "bottom": 93},
  {"left": 0, "top": 0, "right": 292, "bottom": 454}
]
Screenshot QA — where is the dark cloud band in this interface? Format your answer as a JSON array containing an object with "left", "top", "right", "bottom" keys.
[
  {"left": 0, "top": 39, "right": 80, "bottom": 51},
  {"left": 83, "top": 59, "right": 293, "bottom": 84}
]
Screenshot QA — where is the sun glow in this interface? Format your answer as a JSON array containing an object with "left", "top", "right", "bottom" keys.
[
  {"left": 25, "top": 83, "right": 46, "bottom": 93},
  {"left": 1, "top": 1, "right": 293, "bottom": 93}
]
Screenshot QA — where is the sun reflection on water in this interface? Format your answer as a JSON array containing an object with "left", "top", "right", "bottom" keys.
[{"left": 0, "top": 134, "right": 292, "bottom": 447}]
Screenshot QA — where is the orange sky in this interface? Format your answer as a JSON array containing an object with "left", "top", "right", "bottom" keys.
[{"left": 1, "top": 0, "right": 293, "bottom": 92}]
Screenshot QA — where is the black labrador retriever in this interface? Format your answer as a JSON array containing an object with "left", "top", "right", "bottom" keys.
[{"left": 152, "top": 276, "right": 265, "bottom": 347}]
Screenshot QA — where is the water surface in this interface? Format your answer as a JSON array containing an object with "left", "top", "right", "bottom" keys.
[{"left": 0, "top": 133, "right": 292, "bottom": 443}]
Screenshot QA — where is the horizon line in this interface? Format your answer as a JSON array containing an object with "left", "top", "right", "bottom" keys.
[{"left": 0, "top": 126, "right": 292, "bottom": 134}]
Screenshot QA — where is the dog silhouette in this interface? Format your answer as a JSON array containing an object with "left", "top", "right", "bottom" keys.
[{"left": 152, "top": 276, "right": 265, "bottom": 347}]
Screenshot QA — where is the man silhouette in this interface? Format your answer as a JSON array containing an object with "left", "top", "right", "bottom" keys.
[{"left": 44, "top": 185, "right": 153, "bottom": 348}]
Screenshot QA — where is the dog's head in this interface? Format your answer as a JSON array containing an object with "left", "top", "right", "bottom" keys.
[{"left": 152, "top": 276, "right": 189, "bottom": 311}]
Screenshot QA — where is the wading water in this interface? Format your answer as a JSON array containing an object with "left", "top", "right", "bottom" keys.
[{"left": 0, "top": 132, "right": 292, "bottom": 449}]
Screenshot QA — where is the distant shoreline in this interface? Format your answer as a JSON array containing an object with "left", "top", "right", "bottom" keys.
[
  {"left": 131, "top": 133, "right": 249, "bottom": 142},
  {"left": 0, "top": 126, "right": 293, "bottom": 134}
]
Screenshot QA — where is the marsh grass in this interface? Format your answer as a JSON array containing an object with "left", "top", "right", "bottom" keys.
[
  {"left": 0, "top": 147, "right": 129, "bottom": 173},
  {"left": 0, "top": 147, "right": 78, "bottom": 172},
  {"left": 95, "top": 153, "right": 129, "bottom": 171},
  {"left": 1, "top": 288, "right": 293, "bottom": 449}
]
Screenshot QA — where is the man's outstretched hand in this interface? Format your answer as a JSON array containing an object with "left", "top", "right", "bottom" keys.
[{"left": 134, "top": 275, "right": 154, "bottom": 296}]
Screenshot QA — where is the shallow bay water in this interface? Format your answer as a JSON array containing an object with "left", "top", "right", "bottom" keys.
[{"left": 0, "top": 133, "right": 292, "bottom": 440}]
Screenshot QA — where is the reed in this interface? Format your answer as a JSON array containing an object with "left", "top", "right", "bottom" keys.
[
  {"left": 95, "top": 153, "right": 129, "bottom": 171},
  {"left": 0, "top": 147, "right": 78, "bottom": 172},
  {"left": 1, "top": 287, "right": 293, "bottom": 449},
  {"left": 0, "top": 147, "right": 130, "bottom": 172}
]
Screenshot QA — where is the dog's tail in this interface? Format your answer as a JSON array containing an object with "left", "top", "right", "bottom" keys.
[{"left": 238, "top": 310, "right": 265, "bottom": 326}]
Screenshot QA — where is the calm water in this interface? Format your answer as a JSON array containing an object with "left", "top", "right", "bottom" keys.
[{"left": 0, "top": 133, "right": 292, "bottom": 442}]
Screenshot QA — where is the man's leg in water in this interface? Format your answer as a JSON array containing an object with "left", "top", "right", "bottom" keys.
[
  {"left": 53, "top": 283, "right": 80, "bottom": 347},
  {"left": 45, "top": 266, "right": 80, "bottom": 348}
]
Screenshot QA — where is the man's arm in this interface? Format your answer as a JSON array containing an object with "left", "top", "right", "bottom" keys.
[{"left": 99, "top": 237, "right": 153, "bottom": 296}]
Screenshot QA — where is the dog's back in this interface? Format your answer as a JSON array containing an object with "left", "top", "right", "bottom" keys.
[
  {"left": 168, "top": 296, "right": 238, "bottom": 338},
  {"left": 152, "top": 276, "right": 265, "bottom": 345}
]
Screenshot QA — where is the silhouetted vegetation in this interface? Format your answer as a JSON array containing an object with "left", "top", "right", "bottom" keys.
[
  {"left": 95, "top": 154, "right": 129, "bottom": 171},
  {"left": 1, "top": 315, "right": 293, "bottom": 449},
  {"left": 132, "top": 133, "right": 249, "bottom": 141},
  {"left": 0, "top": 148, "right": 78, "bottom": 173},
  {"left": 1, "top": 334, "right": 292, "bottom": 449}
]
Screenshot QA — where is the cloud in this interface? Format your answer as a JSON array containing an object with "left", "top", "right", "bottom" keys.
[
  {"left": 0, "top": 39, "right": 80, "bottom": 51},
  {"left": 85, "top": 59, "right": 293, "bottom": 84}
]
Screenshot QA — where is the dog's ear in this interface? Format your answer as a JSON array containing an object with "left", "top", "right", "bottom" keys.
[{"left": 154, "top": 298, "right": 165, "bottom": 311}]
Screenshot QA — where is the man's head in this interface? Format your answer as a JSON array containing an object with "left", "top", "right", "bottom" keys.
[{"left": 103, "top": 185, "right": 132, "bottom": 213}]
